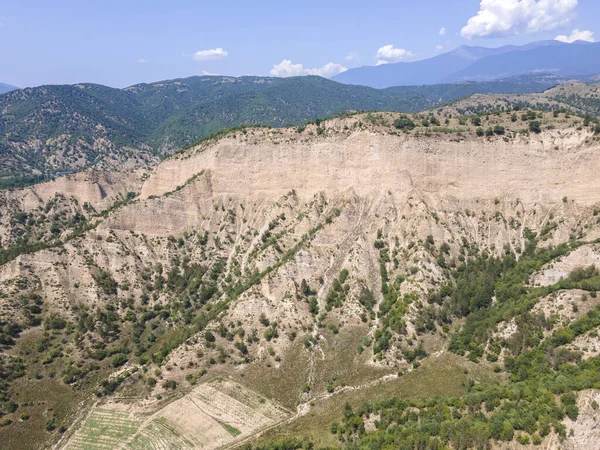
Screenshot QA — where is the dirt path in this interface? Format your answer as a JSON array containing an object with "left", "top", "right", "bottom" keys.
[
  {"left": 220, "top": 370, "right": 400, "bottom": 450},
  {"left": 305, "top": 198, "right": 370, "bottom": 393}
]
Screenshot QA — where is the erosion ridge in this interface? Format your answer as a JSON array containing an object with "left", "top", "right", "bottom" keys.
[
  {"left": 0, "top": 108, "right": 600, "bottom": 449},
  {"left": 4, "top": 74, "right": 599, "bottom": 191}
]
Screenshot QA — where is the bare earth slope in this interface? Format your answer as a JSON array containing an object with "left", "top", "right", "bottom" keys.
[
  {"left": 0, "top": 110, "right": 599, "bottom": 449},
  {"left": 141, "top": 119, "right": 598, "bottom": 203}
]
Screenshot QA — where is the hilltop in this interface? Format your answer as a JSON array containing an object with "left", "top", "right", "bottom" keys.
[{"left": 0, "top": 105, "right": 600, "bottom": 449}]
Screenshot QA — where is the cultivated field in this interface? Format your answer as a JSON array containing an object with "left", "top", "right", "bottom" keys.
[
  {"left": 64, "top": 408, "right": 143, "bottom": 450},
  {"left": 62, "top": 379, "right": 290, "bottom": 450}
]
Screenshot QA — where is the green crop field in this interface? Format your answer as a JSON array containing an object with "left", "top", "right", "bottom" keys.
[{"left": 65, "top": 408, "right": 142, "bottom": 450}]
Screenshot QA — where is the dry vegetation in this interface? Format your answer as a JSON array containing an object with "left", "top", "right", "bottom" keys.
[{"left": 0, "top": 97, "right": 600, "bottom": 449}]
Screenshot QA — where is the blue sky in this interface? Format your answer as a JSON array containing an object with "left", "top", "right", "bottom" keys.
[{"left": 1, "top": 0, "right": 598, "bottom": 88}]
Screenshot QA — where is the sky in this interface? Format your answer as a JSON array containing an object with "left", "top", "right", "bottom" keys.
[{"left": 0, "top": 0, "right": 599, "bottom": 88}]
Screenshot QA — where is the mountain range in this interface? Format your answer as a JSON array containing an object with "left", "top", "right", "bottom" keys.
[
  {"left": 0, "top": 74, "right": 566, "bottom": 189},
  {"left": 0, "top": 82, "right": 18, "bottom": 95},
  {"left": 333, "top": 40, "right": 600, "bottom": 88}
]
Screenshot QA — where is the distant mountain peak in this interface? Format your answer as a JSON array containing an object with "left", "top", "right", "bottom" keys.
[
  {"left": 333, "top": 40, "right": 600, "bottom": 88},
  {"left": 570, "top": 39, "right": 596, "bottom": 45},
  {"left": 449, "top": 46, "right": 482, "bottom": 60},
  {"left": 0, "top": 82, "right": 19, "bottom": 95}
]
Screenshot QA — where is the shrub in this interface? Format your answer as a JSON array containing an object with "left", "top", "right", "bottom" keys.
[
  {"left": 93, "top": 270, "right": 118, "bottom": 295},
  {"left": 204, "top": 331, "right": 216, "bottom": 343},
  {"left": 162, "top": 379, "right": 177, "bottom": 390},
  {"left": 529, "top": 121, "right": 542, "bottom": 134},
  {"left": 44, "top": 315, "right": 67, "bottom": 330},
  {"left": 517, "top": 434, "right": 531, "bottom": 445},
  {"left": 0, "top": 418, "right": 12, "bottom": 427},
  {"left": 4, "top": 401, "right": 18, "bottom": 413},
  {"left": 234, "top": 341, "right": 248, "bottom": 355},
  {"left": 309, "top": 298, "right": 319, "bottom": 315},
  {"left": 45, "top": 418, "right": 56, "bottom": 431},
  {"left": 330, "top": 421, "right": 339, "bottom": 434},
  {"left": 566, "top": 404, "right": 579, "bottom": 421},
  {"left": 264, "top": 324, "right": 279, "bottom": 341},
  {"left": 259, "top": 313, "right": 270, "bottom": 327},
  {"left": 111, "top": 354, "right": 128, "bottom": 368},
  {"left": 393, "top": 117, "right": 416, "bottom": 131}
]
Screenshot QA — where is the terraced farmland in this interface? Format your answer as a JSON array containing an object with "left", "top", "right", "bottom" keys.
[
  {"left": 62, "top": 380, "right": 291, "bottom": 450},
  {"left": 64, "top": 408, "right": 143, "bottom": 450},
  {"left": 127, "top": 417, "right": 200, "bottom": 450}
]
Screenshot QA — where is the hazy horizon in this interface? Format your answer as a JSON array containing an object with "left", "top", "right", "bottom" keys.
[{"left": 1, "top": 0, "right": 598, "bottom": 88}]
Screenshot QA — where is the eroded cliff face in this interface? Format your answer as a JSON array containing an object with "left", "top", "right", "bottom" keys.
[
  {"left": 141, "top": 122, "right": 598, "bottom": 205},
  {"left": 1, "top": 113, "right": 600, "bottom": 449}
]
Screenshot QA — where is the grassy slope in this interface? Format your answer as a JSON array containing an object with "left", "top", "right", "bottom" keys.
[{"left": 255, "top": 353, "right": 498, "bottom": 447}]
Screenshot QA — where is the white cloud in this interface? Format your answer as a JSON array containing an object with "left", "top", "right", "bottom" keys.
[
  {"left": 201, "top": 70, "right": 219, "bottom": 76},
  {"left": 137, "top": 59, "right": 147, "bottom": 64},
  {"left": 461, "top": 0, "right": 579, "bottom": 39},
  {"left": 436, "top": 45, "right": 445, "bottom": 52},
  {"left": 345, "top": 51, "right": 360, "bottom": 62},
  {"left": 555, "top": 28, "right": 595, "bottom": 43},
  {"left": 439, "top": 27, "right": 447, "bottom": 36},
  {"left": 269, "top": 60, "right": 347, "bottom": 78},
  {"left": 192, "top": 47, "right": 228, "bottom": 61},
  {"left": 306, "top": 62, "right": 348, "bottom": 78},
  {"left": 270, "top": 60, "right": 306, "bottom": 77},
  {"left": 375, "top": 45, "right": 414, "bottom": 65}
]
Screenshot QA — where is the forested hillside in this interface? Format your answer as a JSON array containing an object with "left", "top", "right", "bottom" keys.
[{"left": 0, "top": 75, "right": 562, "bottom": 189}]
